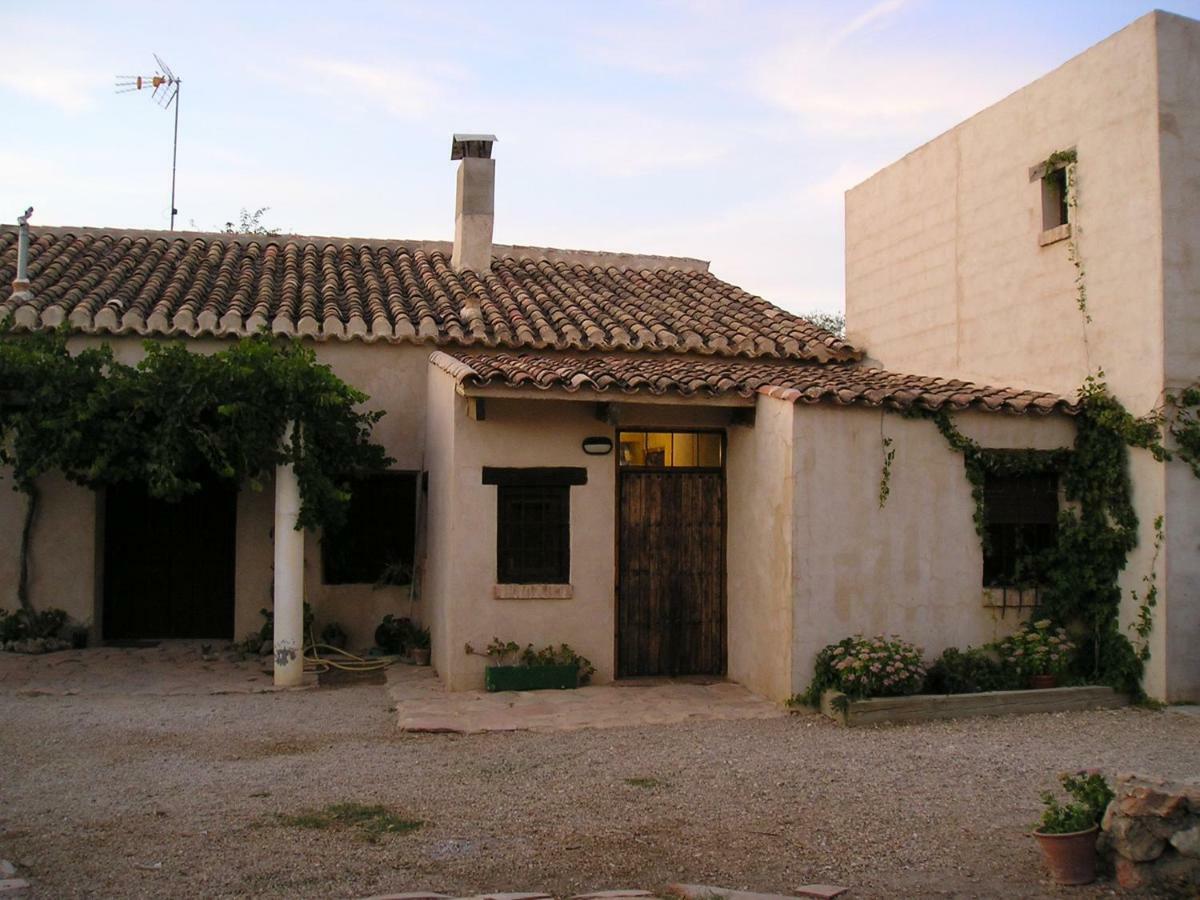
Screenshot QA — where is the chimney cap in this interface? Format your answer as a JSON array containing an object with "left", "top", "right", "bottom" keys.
[{"left": 451, "top": 134, "right": 498, "bottom": 160}]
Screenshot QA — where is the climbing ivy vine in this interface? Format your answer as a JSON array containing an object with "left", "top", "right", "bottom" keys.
[{"left": 0, "top": 326, "right": 391, "bottom": 613}]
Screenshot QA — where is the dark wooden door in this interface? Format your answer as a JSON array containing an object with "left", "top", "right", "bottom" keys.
[
  {"left": 618, "top": 470, "right": 726, "bottom": 676},
  {"left": 103, "top": 482, "right": 237, "bottom": 640}
]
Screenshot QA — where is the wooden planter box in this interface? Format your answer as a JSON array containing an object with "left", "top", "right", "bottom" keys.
[
  {"left": 485, "top": 664, "right": 579, "bottom": 692},
  {"left": 819, "top": 685, "right": 1127, "bottom": 727}
]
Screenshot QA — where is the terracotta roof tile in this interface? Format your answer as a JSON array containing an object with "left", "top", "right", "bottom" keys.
[
  {"left": 0, "top": 227, "right": 858, "bottom": 363},
  {"left": 430, "top": 351, "right": 1075, "bottom": 415}
]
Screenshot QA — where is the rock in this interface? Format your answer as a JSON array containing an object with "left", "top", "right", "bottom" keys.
[
  {"left": 1114, "top": 856, "right": 1150, "bottom": 890},
  {"left": 259, "top": 640, "right": 273, "bottom": 657},
  {"left": 1110, "top": 816, "right": 1167, "bottom": 861},
  {"left": 0, "top": 862, "right": 12, "bottom": 877},
  {"left": 1120, "top": 783, "right": 1187, "bottom": 818},
  {"left": 1171, "top": 822, "right": 1200, "bottom": 859},
  {"left": 0, "top": 880, "right": 30, "bottom": 894}
]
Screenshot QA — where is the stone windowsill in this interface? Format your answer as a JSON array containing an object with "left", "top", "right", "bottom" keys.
[
  {"left": 493, "top": 583, "right": 573, "bottom": 600},
  {"left": 1038, "top": 223, "right": 1072, "bottom": 247}
]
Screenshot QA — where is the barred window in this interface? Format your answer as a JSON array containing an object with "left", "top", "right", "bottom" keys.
[
  {"left": 983, "top": 471, "right": 1058, "bottom": 587},
  {"left": 482, "top": 467, "right": 585, "bottom": 585}
]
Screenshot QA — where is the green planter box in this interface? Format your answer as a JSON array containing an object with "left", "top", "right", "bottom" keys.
[{"left": 485, "top": 664, "right": 579, "bottom": 692}]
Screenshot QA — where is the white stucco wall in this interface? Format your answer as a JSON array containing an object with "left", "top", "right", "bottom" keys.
[
  {"left": 1156, "top": 13, "right": 1200, "bottom": 701},
  {"left": 844, "top": 11, "right": 1200, "bottom": 701},
  {"left": 845, "top": 12, "right": 1166, "bottom": 410},
  {"left": 789, "top": 404, "right": 1076, "bottom": 695},
  {"left": 0, "top": 335, "right": 431, "bottom": 650},
  {"left": 725, "top": 393, "right": 795, "bottom": 701},
  {"left": 421, "top": 371, "right": 619, "bottom": 690}
]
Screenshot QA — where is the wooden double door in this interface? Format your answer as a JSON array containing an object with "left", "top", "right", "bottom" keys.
[
  {"left": 617, "top": 469, "right": 726, "bottom": 677},
  {"left": 102, "top": 481, "right": 237, "bottom": 640}
]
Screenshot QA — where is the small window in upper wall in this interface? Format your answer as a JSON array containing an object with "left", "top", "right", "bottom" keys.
[
  {"left": 1042, "top": 166, "right": 1070, "bottom": 231},
  {"left": 618, "top": 431, "right": 724, "bottom": 468},
  {"left": 982, "top": 470, "right": 1059, "bottom": 588},
  {"left": 322, "top": 472, "right": 417, "bottom": 585}
]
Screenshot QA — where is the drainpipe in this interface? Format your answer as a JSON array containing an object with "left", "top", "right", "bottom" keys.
[
  {"left": 273, "top": 421, "right": 305, "bottom": 687},
  {"left": 12, "top": 207, "right": 33, "bottom": 294}
]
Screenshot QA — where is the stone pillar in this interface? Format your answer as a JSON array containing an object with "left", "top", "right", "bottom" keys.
[{"left": 273, "top": 423, "right": 304, "bottom": 687}]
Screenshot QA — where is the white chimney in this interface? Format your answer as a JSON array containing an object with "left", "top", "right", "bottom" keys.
[
  {"left": 12, "top": 207, "right": 33, "bottom": 295},
  {"left": 450, "top": 134, "right": 497, "bottom": 273}
]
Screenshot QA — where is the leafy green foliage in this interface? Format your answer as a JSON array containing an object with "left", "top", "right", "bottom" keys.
[
  {"left": 374, "top": 614, "right": 414, "bottom": 654},
  {"left": 0, "top": 607, "right": 68, "bottom": 642},
  {"left": 996, "top": 619, "right": 1076, "bottom": 678},
  {"left": 1166, "top": 384, "right": 1200, "bottom": 477},
  {"left": 929, "top": 375, "right": 1172, "bottom": 698},
  {"left": 924, "top": 646, "right": 1021, "bottom": 694},
  {"left": 798, "top": 634, "right": 925, "bottom": 703},
  {"left": 0, "top": 329, "right": 390, "bottom": 532},
  {"left": 1037, "top": 771, "right": 1113, "bottom": 835},
  {"left": 466, "top": 637, "right": 597, "bottom": 684}
]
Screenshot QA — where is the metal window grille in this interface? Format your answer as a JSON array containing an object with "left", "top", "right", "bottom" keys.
[
  {"left": 982, "top": 472, "right": 1058, "bottom": 587},
  {"left": 497, "top": 484, "right": 570, "bottom": 583}
]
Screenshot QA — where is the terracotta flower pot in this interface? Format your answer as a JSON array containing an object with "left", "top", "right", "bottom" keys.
[
  {"left": 1029, "top": 673, "right": 1058, "bottom": 689},
  {"left": 411, "top": 648, "right": 431, "bottom": 666},
  {"left": 1033, "top": 825, "right": 1098, "bottom": 885}
]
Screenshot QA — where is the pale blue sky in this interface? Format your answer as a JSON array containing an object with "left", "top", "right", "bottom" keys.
[{"left": 2, "top": 1, "right": 1196, "bottom": 314}]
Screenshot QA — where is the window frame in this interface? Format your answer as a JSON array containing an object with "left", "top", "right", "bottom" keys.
[
  {"left": 981, "top": 468, "right": 1060, "bottom": 589},
  {"left": 483, "top": 467, "right": 585, "bottom": 586},
  {"left": 320, "top": 470, "right": 418, "bottom": 586}
]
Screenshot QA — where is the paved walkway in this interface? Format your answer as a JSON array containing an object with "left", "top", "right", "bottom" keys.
[
  {"left": 389, "top": 665, "right": 786, "bottom": 733},
  {"left": 0, "top": 641, "right": 300, "bottom": 696}
]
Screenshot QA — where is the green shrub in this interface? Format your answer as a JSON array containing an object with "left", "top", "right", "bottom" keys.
[
  {"left": 1037, "top": 771, "right": 1113, "bottom": 835},
  {"left": 924, "top": 646, "right": 1021, "bottom": 694},
  {"left": 0, "top": 607, "right": 70, "bottom": 642},
  {"left": 798, "top": 634, "right": 925, "bottom": 703},
  {"left": 374, "top": 614, "right": 412, "bottom": 654},
  {"left": 997, "top": 619, "right": 1076, "bottom": 678}
]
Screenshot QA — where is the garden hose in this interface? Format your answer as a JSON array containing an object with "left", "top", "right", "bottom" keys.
[{"left": 302, "top": 631, "right": 403, "bottom": 674}]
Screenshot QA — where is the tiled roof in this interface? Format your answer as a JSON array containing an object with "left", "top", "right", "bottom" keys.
[
  {"left": 0, "top": 226, "right": 859, "bottom": 363},
  {"left": 430, "top": 351, "right": 1075, "bottom": 415}
]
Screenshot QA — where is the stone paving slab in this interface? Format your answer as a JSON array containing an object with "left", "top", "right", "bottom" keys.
[
  {"left": 0, "top": 643, "right": 318, "bottom": 697},
  {"left": 668, "top": 885, "right": 848, "bottom": 900},
  {"left": 390, "top": 666, "right": 784, "bottom": 734}
]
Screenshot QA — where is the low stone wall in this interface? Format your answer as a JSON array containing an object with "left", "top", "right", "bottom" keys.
[
  {"left": 817, "top": 686, "right": 1126, "bottom": 726},
  {"left": 1101, "top": 773, "right": 1200, "bottom": 892}
]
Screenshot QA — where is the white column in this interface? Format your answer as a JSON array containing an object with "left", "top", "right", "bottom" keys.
[{"left": 273, "top": 423, "right": 305, "bottom": 687}]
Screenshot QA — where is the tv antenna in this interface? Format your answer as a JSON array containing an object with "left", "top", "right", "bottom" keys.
[{"left": 116, "top": 55, "right": 182, "bottom": 230}]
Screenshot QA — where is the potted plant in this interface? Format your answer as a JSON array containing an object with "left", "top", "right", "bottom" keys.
[
  {"left": 1032, "top": 771, "right": 1113, "bottom": 885},
  {"left": 466, "top": 638, "right": 595, "bottom": 692},
  {"left": 999, "top": 619, "right": 1075, "bottom": 689},
  {"left": 374, "top": 614, "right": 412, "bottom": 655},
  {"left": 409, "top": 626, "right": 431, "bottom": 666}
]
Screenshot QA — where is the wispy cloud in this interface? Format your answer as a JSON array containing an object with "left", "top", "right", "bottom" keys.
[
  {"left": 289, "top": 57, "right": 465, "bottom": 118},
  {"left": 833, "top": 0, "right": 911, "bottom": 44},
  {"left": 0, "top": 19, "right": 106, "bottom": 113}
]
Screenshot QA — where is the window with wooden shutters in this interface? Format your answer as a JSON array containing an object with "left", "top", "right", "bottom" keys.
[{"left": 982, "top": 471, "right": 1059, "bottom": 587}]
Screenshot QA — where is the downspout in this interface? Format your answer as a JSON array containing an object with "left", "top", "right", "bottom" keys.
[{"left": 13, "top": 207, "right": 33, "bottom": 294}]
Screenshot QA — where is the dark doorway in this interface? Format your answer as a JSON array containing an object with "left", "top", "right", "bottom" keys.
[
  {"left": 103, "top": 482, "right": 237, "bottom": 640},
  {"left": 617, "top": 463, "right": 726, "bottom": 677}
]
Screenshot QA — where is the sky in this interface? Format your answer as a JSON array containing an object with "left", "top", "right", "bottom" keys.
[{"left": 2, "top": 1, "right": 1197, "bottom": 316}]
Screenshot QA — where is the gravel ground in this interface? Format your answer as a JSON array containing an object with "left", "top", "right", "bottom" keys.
[{"left": 1, "top": 682, "right": 1197, "bottom": 899}]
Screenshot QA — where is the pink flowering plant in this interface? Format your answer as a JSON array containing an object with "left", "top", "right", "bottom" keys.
[
  {"left": 798, "top": 634, "right": 926, "bottom": 704},
  {"left": 997, "top": 619, "right": 1075, "bottom": 677}
]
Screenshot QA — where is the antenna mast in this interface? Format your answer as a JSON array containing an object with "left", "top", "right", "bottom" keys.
[{"left": 116, "top": 55, "right": 183, "bottom": 230}]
